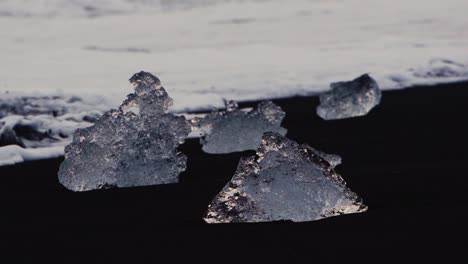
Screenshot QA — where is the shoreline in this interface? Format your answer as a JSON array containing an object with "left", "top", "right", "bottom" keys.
[
  {"left": 1, "top": 81, "right": 466, "bottom": 261},
  {"left": 2, "top": 0, "right": 468, "bottom": 111},
  {"left": 2, "top": 80, "right": 468, "bottom": 166}
]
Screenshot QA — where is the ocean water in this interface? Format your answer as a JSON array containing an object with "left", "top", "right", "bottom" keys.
[
  {"left": 1, "top": 0, "right": 468, "bottom": 164},
  {"left": 1, "top": 0, "right": 468, "bottom": 111}
]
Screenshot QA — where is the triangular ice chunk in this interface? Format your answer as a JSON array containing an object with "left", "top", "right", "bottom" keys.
[
  {"left": 205, "top": 132, "right": 367, "bottom": 223},
  {"left": 317, "top": 74, "right": 382, "bottom": 120},
  {"left": 196, "top": 100, "right": 287, "bottom": 154},
  {"left": 58, "top": 72, "right": 191, "bottom": 192}
]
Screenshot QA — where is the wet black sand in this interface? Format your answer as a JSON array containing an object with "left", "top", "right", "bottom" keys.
[{"left": 1, "top": 82, "right": 467, "bottom": 262}]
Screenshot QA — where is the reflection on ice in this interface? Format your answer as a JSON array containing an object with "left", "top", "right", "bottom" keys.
[
  {"left": 58, "top": 72, "right": 191, "bottom": 192},
  {"left": 317, "top": 74, "right": 382, "bottom": 120},
  {"left": 205, "top": 132, "right": 367, "bottom": 223},
  {"left": 195, "top": 100, "right": 287, "bottom": 154}
]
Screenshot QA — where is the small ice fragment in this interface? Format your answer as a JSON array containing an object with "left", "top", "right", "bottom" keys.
[
  {"left": 58, "top": 71, "right": 191, "bottom": 192},
  {"left": 196, "top": 101, "right": 287, "bottom": 154},
  {"left": 129, "top": 71, "right": 162, "bottom": 93},
  {"left": 317, "top": 74, "right": 381, "bottom": 120},
  {"left": 225, "top": 100, "right": 238, "bottom": 112},
  {"left": 204, "top": 132, "right": 367, "bottom": 223},
  {"left": 307, "top": 147, "right": 342, "bottom": 168}
]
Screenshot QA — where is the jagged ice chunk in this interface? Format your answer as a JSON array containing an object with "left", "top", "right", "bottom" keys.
[
  {"left": 317, "top": 74, "right": 382, "bottom": 120},
  {"left": 58, "top": 72, "right": 191, "bottom": 192},
  {"left": 196, "top": 101, "right": 287, "bottom": 154},
  {"left": 204, "top": 132, "right": 367, "bottom": 223}
]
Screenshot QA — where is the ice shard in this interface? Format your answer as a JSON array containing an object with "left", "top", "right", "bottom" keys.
[
  {"left": 195, "top": 100, "right": 287, "bottom": 154},
  {"left": 317, "top": 74, "right": 381, "bottom": 120},
  {"left": 58, "top": 71, "right": 191, "bottom": 192},
  {"left": 204, "top": 132, "right": 367, "bottom": 223}
]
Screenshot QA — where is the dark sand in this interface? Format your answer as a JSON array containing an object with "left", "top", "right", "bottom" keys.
[{"left": 1, "top": 82, "right": 467, "bottom": 262}]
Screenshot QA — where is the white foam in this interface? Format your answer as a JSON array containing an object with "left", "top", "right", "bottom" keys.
[
  {"left": 1, "top": 0, "right": 468, "bottom": 165},
  {"left": 0, "top": 145, "right": 64, "bottom": 166},
  {"left": 0, "top": 0, "right": 467, "bottom": 113}
]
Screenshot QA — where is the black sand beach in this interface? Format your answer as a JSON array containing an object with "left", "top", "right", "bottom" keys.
[{"left": 1, "top": 83, "right": 467, "bottom": 262}]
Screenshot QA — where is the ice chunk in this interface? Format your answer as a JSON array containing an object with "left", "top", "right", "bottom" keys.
[
  {"left": 196, "top": 100, "right": 287, "bottom": 154},
  {"left": 204, "top": 132, "right": 367, "bottom": 223},
  {"left": 317, "top": 74, "right": 381, "bottom": 120},
  {"left": 58, "top": 71, "right": 191, "bottom": 192}
]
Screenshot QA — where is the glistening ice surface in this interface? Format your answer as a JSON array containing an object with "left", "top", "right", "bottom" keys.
[
  {"left": 317, "top": 74, "right": 382, "bottom": 120},
  {"left": 205, "top": 132, "right": 367, "bottom": 223},
  {"left": 195, "top": 101, "right": 287, "bottom": 154},
  {"left": 58, "top": 72, "right": 191, "bottom": 192}
]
